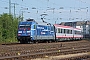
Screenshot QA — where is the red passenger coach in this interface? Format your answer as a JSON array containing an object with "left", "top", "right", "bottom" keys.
[{"left": 54, "top": 24, "right": 83, "bottom": 41}]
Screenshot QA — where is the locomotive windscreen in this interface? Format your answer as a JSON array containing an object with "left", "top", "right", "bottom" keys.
[
  {"left": 19, "top": 25, "right": 30, "bottom": 28},
  {"left": 18, "top": 24, "right": 31, "bottom": 31}
]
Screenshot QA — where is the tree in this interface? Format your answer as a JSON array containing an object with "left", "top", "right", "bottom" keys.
[{"left": 0, "top": 13, "right": 18, "bottom": 43}]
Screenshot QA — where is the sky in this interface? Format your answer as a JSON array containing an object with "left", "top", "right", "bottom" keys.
[{"left": 0, "top": 0, "right": 90, "bottom": 24}]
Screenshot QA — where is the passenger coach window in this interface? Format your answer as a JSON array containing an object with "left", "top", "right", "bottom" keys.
[
  {"left": 58, "top": 28, "right": 60, "bottom": 33},
  {"left": 70, "top": 30, "right": 72, "bottom": 34},
  {"left": 75, "top": 31, "right": 81, "bottom": 34},
  {"left": 75, "top": 31, "right": 76, "bottom": 34},
  {"left": 69, "top": 30, "right": 71, "bottom": 34},
  {"left": 61, "top": 29, "right": 63, "bottom": 33},
  {"left": 64, "top": 29, "right": 66, "bottom": 33},
  {"left": 67, "top": 29, "right": 69, "bottom": 34}
]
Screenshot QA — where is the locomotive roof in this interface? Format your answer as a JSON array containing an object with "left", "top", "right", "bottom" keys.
[
  {"left": 36, "top": 21, "right": 52, "bottom": 26},
  {"left": 19, "top": 21, "right": 32, "bottom": 24},
  {"left": 19, "top": 21, "right": 52, "bottom": 26}
]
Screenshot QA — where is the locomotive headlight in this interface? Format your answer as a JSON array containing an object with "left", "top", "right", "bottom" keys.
[
  {"left": 27, "top": 31, "right": 30, "bottom": 33},
  {"left": 18, "top": 31, "right": 22, "bottom": 33},
  {"left": 28, "top": 33, "right": 30, "bottom": 35}
]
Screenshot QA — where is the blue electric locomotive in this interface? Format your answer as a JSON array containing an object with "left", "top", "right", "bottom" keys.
[{"left": 17, "top": 19, "right": 56, "bottom": 43}]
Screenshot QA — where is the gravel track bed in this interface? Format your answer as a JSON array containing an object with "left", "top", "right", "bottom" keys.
[{"left": 0, "top": 40, "right": 89, "bottom": 57}]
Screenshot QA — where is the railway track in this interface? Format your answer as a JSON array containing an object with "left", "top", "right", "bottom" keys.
[
  {"left": 0, "top": 40, "right": 89, "bottom": 56},
  {"left": 32, "top": 52, "right": 90, "bottom": 60},
  {"left": 0, "top": 40, "right": 87, "bottom": 45},
  {"left": 0, "top": 47, "right": 90, "bottom": 60},
  {"left": 0, "top": 40, "right": 89, "bottom": 60}
]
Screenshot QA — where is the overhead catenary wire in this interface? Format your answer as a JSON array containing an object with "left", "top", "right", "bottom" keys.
[{"left": 0, "top": 0, "right": 89, "bottom": 23}]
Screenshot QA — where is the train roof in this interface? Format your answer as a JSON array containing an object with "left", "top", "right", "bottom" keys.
[
  {"left": 19, "top": 21, "right": 52, "bottom": 26},
  {"left": 26, "top": 19, "right": 53, "bottom": 26},
  {"left": 36, "top": 22, "right": 52, "bottom": 26},
  {"left": 19, "top": 21, "right": 33, "bottom": 25},
  {"left": 54, "top": 24, "right": 81, "bottom": 30}
]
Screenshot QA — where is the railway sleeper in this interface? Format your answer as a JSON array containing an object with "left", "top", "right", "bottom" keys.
[
  {"left": 0, "top": 51, "right": 90, "bottom": 60},
  {"left": 0, "top": 47, "right": 90, "bottom": 57}
]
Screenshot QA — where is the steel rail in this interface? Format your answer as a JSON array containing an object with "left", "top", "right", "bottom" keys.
[{"left": 0, "top": 47, "right": 90, "bottom": 60}]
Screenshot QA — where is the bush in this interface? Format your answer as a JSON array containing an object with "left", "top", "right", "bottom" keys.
[{"left": 0, "top": 13, "right": 19, "bottom": 43}]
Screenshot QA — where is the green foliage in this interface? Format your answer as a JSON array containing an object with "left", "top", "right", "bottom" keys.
[{"left": 0, "top": 13, "right": 19, "bottom": 43}]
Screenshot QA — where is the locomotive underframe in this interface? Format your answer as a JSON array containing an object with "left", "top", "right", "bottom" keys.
[{"left": 17, "top": 36, "right": 31, "bottom": 43}]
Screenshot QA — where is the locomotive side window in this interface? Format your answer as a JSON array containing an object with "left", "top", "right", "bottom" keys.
[
  {"left": 51, "top": 26, "right": 54, "bottom": 31},
  {"left": 34, "top": 25, "right": 36, "bottom": 29}
]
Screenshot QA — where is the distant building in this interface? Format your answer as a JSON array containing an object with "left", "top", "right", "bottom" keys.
[{"left": 60, "top": 21, "right": 90, "bottom": 38}]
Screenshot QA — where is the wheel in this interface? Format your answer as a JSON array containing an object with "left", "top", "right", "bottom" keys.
[
  {"left": 33, "top": 40, "right": 38, "bottom": 44},
  {"left": 20, "top": 40, "right": 24, "bottom": 44}
]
